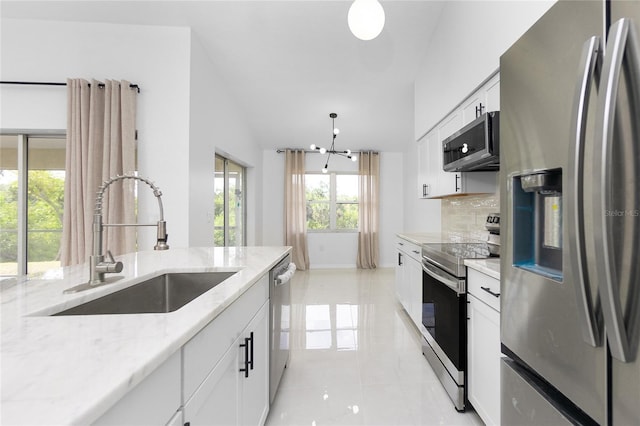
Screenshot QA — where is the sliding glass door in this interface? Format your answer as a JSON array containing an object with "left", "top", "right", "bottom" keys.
[
  {"left": 1, "top": 133, "right": 66, "bottom": 279},
  {"left": 214, "top": 155, "right": 246, "bottom": 247}
]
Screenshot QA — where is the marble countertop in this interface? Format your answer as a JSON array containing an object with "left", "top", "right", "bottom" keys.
[
  {"left": 464, "top": 258, "right": 501, "bottom": 280},
  {"left": 0, "top": 246, "right": 291, "bottom": 425},
  {"left": 396, "top": 232, "right": 447, "bottom": 245}
]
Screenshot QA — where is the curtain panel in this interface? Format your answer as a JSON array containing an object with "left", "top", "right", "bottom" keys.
[
  {"left": 357, "top": 151, "right": 380, "bottom": 269},
  {"left": 61, "top": 79, "right": 137, "bottom": 266},
  {"left": 284, "top": 149, "right": 310, "bottom": 270}
]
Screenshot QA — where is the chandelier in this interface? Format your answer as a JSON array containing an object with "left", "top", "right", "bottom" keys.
[{"left": 310, "top": 113, "right": 357, "bottom": 173}]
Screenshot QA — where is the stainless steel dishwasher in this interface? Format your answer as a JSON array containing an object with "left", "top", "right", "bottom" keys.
[{"left": 269, "top": 254, "right": 295, "bottom": 404}]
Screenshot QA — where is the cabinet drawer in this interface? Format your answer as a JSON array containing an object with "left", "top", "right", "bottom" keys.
[
  {"left": 183, "top": 274, "right": 268, "bottom": 399},
  {"left": 396, "top": 238, "right": 422, "bottom": 263},
  {"left": 467, "top": 268, "right": 500, "bottom": 312}
]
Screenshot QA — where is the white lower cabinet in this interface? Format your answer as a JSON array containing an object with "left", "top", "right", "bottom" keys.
[
  {"left": 184, "top": 301, "right": 269, "bottom": 426},
  {"left": 94, "top": 272, "right": 271, "bottom": 426},
  {"left": 183, "top": 274, "right": 270, "bottom": 426},
  {"left": 467, "top": 268, "right": 501, "bottom": 426},
  {"left": 395, "top": 238, "right": 423, "bottom": 330},
  {"left": 93, "top": 350, "right": 181, "bottom": 426}
]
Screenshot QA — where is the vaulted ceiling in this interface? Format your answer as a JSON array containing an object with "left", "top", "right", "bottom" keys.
[{"left": 1, "top": 1, "right": 446, "bottom": 152}]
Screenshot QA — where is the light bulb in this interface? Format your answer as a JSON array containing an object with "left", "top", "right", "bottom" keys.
[
  {"left": 320, "top": 147, "right": 327, "bottom": 154},
  {"left": 333, "top": 128, "right": 340, "bottom": 135},
  {"left": 310, "top": 144, "right": 316, "bottom": 150},
  {"left": 346, "top": 149, "right": 351, "bottom": 155},
  {"left": 348, "top": 0, "right": 385, "bottom": 41},
  {"left": 322, "top": 167, "right": 328, "bottom": 174},
  {"left": 351, "top": 155, "right": 358, "bottom": 162}
]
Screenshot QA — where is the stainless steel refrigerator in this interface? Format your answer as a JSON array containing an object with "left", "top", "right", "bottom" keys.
[{"left": 500, "top": 1, "right": 640, "bottom": 424}]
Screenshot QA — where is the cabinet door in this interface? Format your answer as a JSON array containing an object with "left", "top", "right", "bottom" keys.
[
  {"left": 184, "top": 337, "right": 241, "bottom": 426},
  {"left": 484, "top": 73, "right": 500, "bottom": 112},
  {"left": 240, "top": 301, "right": 270, "bottom": 426},
  {"left": 395, "top": 248, "right": 405, "bottom": 302},
  {"left": 467, "top": 294, "right": 501, "bottom": 426},
  {"left": 418, "top": 130, "right": 439, "bottom": 198},
  {"left": 461, "top": 92, "right": 486, "bottom": 126}
]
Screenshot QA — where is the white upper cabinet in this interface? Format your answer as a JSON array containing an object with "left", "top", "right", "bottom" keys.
[
  {"left": 417, "top": 74, "right": 499, "bottom": 199},
  {"left": 461, "top": 73, "right": 501, "bottom": 126}
]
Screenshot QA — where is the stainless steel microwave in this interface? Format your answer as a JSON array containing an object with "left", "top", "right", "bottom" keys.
[{"left": 442, "top": 111, "right": 500, "bottom": 172}]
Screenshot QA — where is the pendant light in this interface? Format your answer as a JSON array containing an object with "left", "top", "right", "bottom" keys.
[
  {"left": 348, "top": 0, "right": 385, "bottom": 41},
  {"left": 310, "top": 113, "right": 357, "bottom": 173}
]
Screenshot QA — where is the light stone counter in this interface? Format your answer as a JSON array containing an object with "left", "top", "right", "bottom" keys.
[
  {"left": 396, "top": 232, "right": 447, "bottom": 245},
  {"left": 0, "top": 246, "right": 291, "bottom": 425},
  {"left": 464, "top": 258, "right": 501, "bottom": 280}
]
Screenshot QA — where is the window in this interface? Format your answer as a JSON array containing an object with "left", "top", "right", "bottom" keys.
[
  {"left": 214, "top": 155, "right": 246, "bottom": 247},
  {"left": 0, "top": 133, "right": 66, "bottom": 279},
  {"left": 305, "top": 172, "right": 358, "bottom": 231}
]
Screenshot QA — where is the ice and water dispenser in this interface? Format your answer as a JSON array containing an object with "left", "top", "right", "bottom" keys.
[{"left": 512, "top": 169, "right": 563, "bottom": 281}]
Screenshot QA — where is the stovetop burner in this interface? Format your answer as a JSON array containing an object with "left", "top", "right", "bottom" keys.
[{"left": 422, "top": 242, "right": 494, "bottom": 278}]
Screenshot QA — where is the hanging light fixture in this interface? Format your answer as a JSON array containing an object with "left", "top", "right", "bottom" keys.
[
  {"left": 348, "top": 0, "right": 385, "bottom": 41},
  {"left": 310, "top": 113, "right": 357, "bottom": 173}
]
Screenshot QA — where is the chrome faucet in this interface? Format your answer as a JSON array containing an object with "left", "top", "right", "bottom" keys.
[{"left": 88, "top": 174, "right": 169, "bottom": 285}]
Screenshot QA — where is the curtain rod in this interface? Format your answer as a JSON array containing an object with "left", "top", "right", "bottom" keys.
[
  {"left": 276, "top": 148, "right": 378, "bottom": 154},
  {"left": 0, "top": 80, "right": 141, "bottom": 93}
]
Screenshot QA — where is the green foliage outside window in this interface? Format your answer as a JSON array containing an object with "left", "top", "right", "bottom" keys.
[
  {"left": 305, "top": 173, "right": 358, "bottom": 231},
  {"left": 0, "top": 171, "right": 64, "bottom": 263}
]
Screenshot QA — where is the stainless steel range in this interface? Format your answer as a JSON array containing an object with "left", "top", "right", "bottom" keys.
[{"left": 420, "top": 240, "right": 494, "bottom": 412}]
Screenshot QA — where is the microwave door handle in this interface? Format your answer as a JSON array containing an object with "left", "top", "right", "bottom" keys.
[
  {"left": 567, "top": 35, "right": 603, "bottom": 347},
  {"left": 593, "top": 18, "right": 640, "bottom": 362}
]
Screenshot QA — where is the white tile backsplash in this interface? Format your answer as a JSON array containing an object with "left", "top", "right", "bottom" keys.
[{"left": 441, "top": 193, "right": 499, "bottom": 242}]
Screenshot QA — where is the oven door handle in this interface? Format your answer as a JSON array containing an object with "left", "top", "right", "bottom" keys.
[{"left": 422, "top": 260, "right": 464, "bottom": 295}]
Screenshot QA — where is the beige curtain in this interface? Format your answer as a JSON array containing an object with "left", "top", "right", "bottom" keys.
[
  {"left": 284, "top": 149, "right": 310, "bottom": 270},
  {"left": 61, "top": 79, "right": 137, "bottom": 266},
  {"left": 357, "top": 151, "right": 380, "bottom": 269}
]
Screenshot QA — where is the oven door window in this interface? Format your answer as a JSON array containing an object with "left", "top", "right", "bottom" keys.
[{"left": 422, "top": 269, "right": 466, "bottom": 371}]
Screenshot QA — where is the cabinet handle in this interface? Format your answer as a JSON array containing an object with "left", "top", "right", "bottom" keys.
[
  {"left": 249, "top": 332, "right": 254, "bottom": 370},
  {"left": 412, "top": 250, "right": 420, "bottom": 255},
  {"left": 239, "top": 337, "right": 250, "bottom": 378},
  {"left": 475, "top": 103, "right": 485, "bottom": 117},
  {"left": 481, "top": 286, "right": 500, "bottom": 298},
  {"left": 398, "top": 252, "right": 403, "bottom": 266},
  {"left": 455, "top": 174, "right": 461, "bottom": 192}
]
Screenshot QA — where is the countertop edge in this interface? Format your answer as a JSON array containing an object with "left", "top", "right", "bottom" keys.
[
  {"left": 1, "top": 246, "right": 292, "bottom": 425},
  {"left": 464, "top": 258, "right": 501, "bottom": 280}
]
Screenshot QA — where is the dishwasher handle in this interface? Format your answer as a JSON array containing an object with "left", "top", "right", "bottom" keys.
[{"left": 276, "top": 263, "right": 296, "bottom": 286}]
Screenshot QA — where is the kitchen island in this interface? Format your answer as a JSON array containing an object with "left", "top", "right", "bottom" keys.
[{"left": 0, "top": 246, "right": 291, "bottom": 425}]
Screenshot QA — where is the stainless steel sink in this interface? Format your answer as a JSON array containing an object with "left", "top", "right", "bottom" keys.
[{"left": 54, "top": 272, "right": 237, "bottom": 315}]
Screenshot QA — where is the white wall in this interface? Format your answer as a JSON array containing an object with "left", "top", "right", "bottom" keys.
[
  {"left": 262, "top": 149, "right": 402, "bottom": 268},
  {"left": 188, "top": 33, "right": 262, "bottom": 246},
  {"left": 405, "top": 0, "right": 555, "bottom": 233},
  {"left": 1, "top": 19, "right": 193, "bottom": 249},
  {"left": 414, "top": 1, "right": 555, "bottom": 140},
  {"left": 0, "top": 19, "right": 262, "bottom": 250}
]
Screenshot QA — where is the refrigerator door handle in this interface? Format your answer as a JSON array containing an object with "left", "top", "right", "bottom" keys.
[
  {"left": 593, "top": 18, "right": 640, "bottom": 363},
  {"left": 568, "top": 35, "right": 603, "bottom": 347}
]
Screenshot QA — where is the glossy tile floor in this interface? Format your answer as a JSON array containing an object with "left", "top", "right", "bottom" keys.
[{"left": 265, "top": 268, "right": 483, "bottom": 426}]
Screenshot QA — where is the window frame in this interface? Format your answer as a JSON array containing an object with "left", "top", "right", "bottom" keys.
[
  {"left": 305, "top": 171, "right": 359, "bottom": 233},
  {"left": 1, "top": 130, "right": 66, "bottom": 279},
  {"left": 214, "top": 154, "right": 247, "bottom": 247}
]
